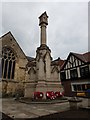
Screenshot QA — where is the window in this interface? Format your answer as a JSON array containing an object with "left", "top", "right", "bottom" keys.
[
  {"left": 77, "top": 85, "right": 81, "bottom": 91},
  {"left": 80, "top": 66, "right": 90, "bottom": 78},
  {"left": 73, "top": 85, "right": 77, "bottom": 91},
  {"left": 87, "top": 84, "right": 90, "bottom": 89},
  {"left": 72, "top": 84, "right": 89, "bottom": 92},
  {"left": 2, "top": 47, "right": 16, "bottom": 79},
  {"left": 60, "top": 71, "right": 66, "bottom": 80},
  {"left": 82, "top": 84, "right": 86, "bottom": 91},
  {"left": 70, "top": 69, "right": 78, "bottom": 79}
]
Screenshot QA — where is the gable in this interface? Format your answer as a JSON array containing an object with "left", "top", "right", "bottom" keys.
[
  {"left": 51, "top": 66, "right": 59, "bottom": 73},
  {"left": 44, "top": 51, "right": 52, "bottom": 60},
  {"left": 0, "top": 32, "right": 27, "bottom": 60},
  {"left": 28, "top": 67, "right": 36, "bottom": 74},
  {"left": 62, "top": 53, "right": 85, "bottom": 70}
]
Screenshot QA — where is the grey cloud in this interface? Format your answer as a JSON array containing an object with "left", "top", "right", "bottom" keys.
[{"left": 1, "top": 2, "right": 88, "bottom": 59}]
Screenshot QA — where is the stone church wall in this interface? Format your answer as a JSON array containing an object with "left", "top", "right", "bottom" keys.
[{"left": 1, "top": 32, "right": 28, "bottom": 97}]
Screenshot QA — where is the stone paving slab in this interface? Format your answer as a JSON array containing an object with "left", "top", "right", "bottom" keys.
[
  {"left": 10, "top": 112, "right": 38, "bottom": 119},
  {"left": 1, "top": 98, "right": 70, "bottom": 119},
  {"left": 1, "top": 98, "right": 89, "bottom": 119}
]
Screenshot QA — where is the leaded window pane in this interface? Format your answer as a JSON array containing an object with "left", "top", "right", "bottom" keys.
[
  {"left": 11, "top": 61, "right": 15, "bottom": 79},
  {"left": 2, "top": 47, "right": 16, "bottom": 80},
  {"left": 70, "top": 69, "right": 78, "bottom": 79},
  {"left": 8, "top": 60, "right": 12, "bottom": 79},
  {"left": 4, "top": 60, "right": 8, "bottom": 78},
  {"left": 80, "top": 66, "right": 89, "bottom": 78}
]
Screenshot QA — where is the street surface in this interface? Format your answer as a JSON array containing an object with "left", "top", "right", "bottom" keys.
[{"left": 1, "top": 97, "right": 89, "bottom": 119}]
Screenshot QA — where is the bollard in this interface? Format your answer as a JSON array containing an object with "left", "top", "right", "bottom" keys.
[{"left": 69, "top": 97, "right": 82, "bottom": 110}]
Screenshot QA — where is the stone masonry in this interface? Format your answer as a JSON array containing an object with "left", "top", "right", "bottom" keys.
[{"left": 0, "top": 12, "right": 64, "bottom": 98}]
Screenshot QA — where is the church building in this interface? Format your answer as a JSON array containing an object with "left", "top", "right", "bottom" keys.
[{"left": 0, "top": 12, "right": 63, "bottom": 98}]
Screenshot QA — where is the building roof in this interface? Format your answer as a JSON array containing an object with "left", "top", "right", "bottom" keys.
[
  {"left": 27, "top": 61, "right": 36, "bottom": 67},
  {"left": 26, "top": 56, "right": 35, "bottom": 62},
  {"left": 51, "top": 57, "right": 65, "bottom": 68},
  {"left": 72, "top": 52, "right": 90, "bottom": 63},
  {"left": 0, "top": 31, "right": 11, "bottom": 39},
  {"left": 61, "top": 51, "right": 90, "bottom": 70},
  {"left": 0, "top": 31, "right": 27, "bottom": 59},
  {"left": 39, "top": 11, "right": 48, "bottom": 18},
  {"left": 26, "top": 56, "right": 36, "bottom": 67}
]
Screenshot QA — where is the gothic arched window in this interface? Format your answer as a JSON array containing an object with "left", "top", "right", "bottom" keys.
[{"left": 2, "top": 47, "right": 16, "bottom": 80}]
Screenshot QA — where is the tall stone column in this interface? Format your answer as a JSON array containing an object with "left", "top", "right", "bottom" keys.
[
  {"left": 36, "top": 11, "right": 50, "bottom": 81},
  {"left": 39, "top": 11, "right": 48, "bottom": 45},
  {"left": 40, "top": 24, "right": 47, "bottom": 45},
  {"left": 25, "top": 11, "right": 64, "bottom": 98},
  {"left": 35, "top": 12, "right": 50, "bottom": 97}
]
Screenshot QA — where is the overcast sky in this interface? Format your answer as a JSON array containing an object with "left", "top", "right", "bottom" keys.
[{"left": 0, "top": 1, "right": 89, "bottom": 60}]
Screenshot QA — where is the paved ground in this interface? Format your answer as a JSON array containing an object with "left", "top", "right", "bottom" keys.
[
  {"left": 30, "top": 109, "right": 90, "bottom": 120},
  {"left": 2, "top": 98, "right": 70, "bottom": 119},
  {"left": 1, "top": 97, "right": 89, "bottom": 119}
]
